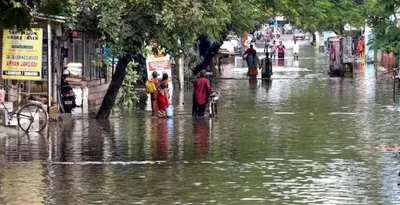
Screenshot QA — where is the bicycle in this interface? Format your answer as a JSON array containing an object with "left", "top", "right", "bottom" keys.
[
  {"left": 209, "top": 89, "right": 220, "bottom": 118},
  {"left": 0, "top": 85, "right": 48, "bottom": 132}
]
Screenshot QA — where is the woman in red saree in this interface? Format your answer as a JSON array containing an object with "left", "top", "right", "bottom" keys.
[{"left": 157, "top": 73, "right": 170, "bottom": 118}]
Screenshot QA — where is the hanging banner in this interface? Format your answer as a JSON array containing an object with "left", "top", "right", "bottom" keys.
[
  {"left": 2, "top": 28, "right": 43, "bottom": 80},
  {"left": 342, "top": 37, "right": 354, "bottom": 63},
  {"left": 146, "top": 54, "right": 172, "bottom": 80}
]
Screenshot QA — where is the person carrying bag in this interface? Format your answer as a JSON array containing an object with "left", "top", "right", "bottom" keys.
[{"left": 247, "top": 50, "right": 261, "bottom": 79}]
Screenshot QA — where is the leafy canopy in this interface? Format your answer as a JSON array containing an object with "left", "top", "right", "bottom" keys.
[
  {"left": 366, "top": 0, "right": 400, "bottom": 52},
  {"left": 0, "top": 0, "right": 65, "bottom": 28},
  {"left": 271, "top": 0, "right": 366, "bottom": 32},
  {"left": 66, "top": 0, "right": 265, "bottom": 59}
]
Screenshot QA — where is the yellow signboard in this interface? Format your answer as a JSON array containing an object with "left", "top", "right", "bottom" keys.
[{"left": 1, "top": 28, "right": 43, "bottom": 80}]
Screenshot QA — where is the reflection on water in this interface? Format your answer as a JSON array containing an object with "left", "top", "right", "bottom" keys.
[{"left": 2, "top": 46, "right": 400, "bottom": 204}]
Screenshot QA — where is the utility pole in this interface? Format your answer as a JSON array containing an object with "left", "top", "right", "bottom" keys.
[{"left": 47, "top": 22, "right": 52, "bottom": 112}]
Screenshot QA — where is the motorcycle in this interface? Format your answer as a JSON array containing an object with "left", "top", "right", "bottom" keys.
[{"left": 61, "top": 85, "right": 76, "bottom": 113}]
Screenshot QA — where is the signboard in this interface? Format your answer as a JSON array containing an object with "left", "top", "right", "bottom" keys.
[
  {"left": 2, "top": 29, "right": 43, "bottom": 80},
  {"left": 342, "top": 37, "right": 354, "bottom": 63},
  {"left": 146, "top": 55, "right": 172, "bottom": 80},
  {"left": 329, "top": 39, "right": 341, "bottom": 71}
]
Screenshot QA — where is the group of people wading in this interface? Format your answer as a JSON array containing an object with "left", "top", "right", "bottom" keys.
[
  {"left": 147, "top": 69, "right": 212, "bottom": 118},
  {"left": 243, "top": 41, "right": 286, "bottom": 79},
  {"left": 147, "top": 71, "right": 171, "bottom": 118}
]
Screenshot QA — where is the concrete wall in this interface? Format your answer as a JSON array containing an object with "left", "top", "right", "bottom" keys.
[
  {"left": 65, "top": 31, "right": 110, "bottom": 107},
  {"left": 87, "top": 78, "right": 109, "bottom": 107}
]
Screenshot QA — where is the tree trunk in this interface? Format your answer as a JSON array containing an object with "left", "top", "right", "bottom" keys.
[
  {"left": 194, "top": 33, "right": 228, "bottom": 75},
  {"left": 96, "top": 54, "right": 131, "bottom": 119},
  {"left": 194, "top": 43, "right": 221, "bottom": 75},
  {"left": 198, "top": 36, "right": 210, "bottom": 56}
]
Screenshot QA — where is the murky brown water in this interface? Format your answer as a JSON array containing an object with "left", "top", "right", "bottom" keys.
[{"left": 1, "top": 42, "right": 400, "bottom": 204}]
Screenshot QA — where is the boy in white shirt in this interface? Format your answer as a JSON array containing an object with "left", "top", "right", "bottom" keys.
[{"left": 293, "top": 40, "right": 300, "bottom": 61}]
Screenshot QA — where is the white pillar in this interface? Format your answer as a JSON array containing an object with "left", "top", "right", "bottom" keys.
[
  {"left": 63, "top": 40, "right": 68, "bottom": 66},
  {"left": 178, "top": 57, "right": 184, "bottom": 90},
  {"left": 47, "top": 23, "right": 52, "bottom": 112}
]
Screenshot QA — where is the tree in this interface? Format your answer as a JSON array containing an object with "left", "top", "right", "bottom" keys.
[
  {"left": 1, "top": 0, "right": 372, "bottom": 120},
  {"left": 273, "top": 0, "right": 366, "bottom": 33},
  {"left": 65, "top": 0, "right": 266, "bottom": 119},
  {"left": 366, "top": 0, "right": 400, "bottom": 53},
  {"left": 0, "top": 0, "right": 65, "bottom": 28},
  {"left": 193, "top": 0, "right": 266, "bottom": 75}
]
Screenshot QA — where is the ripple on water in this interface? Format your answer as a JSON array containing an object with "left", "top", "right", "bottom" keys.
[{"left": 2, "top": 48, "right": 400, "bottom": 204}]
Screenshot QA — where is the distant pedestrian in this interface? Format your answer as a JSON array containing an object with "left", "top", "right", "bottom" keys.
[
  {"left": 269, "top": 40, "right": 277, "bottom": 59},
  {"left": 264, "top": 39, "right": 271, "bottom": 54},
  {"left": 243, "top": 44, "right": 255, "bottom": 59},
  {"left": 247, "top": 49, "right": 261, "bottom": 79},
  {"left": 357, "top": 36, "right": 365, "bottom": 58},
  {"left": 293, "top": 40, "right": 299, "bottom": 61},
  {"left": 192, "top": 69, "right": 212, "bottom": 117},
  {"left": 277, "top": 41, "right": 285, "bottom": 59}
]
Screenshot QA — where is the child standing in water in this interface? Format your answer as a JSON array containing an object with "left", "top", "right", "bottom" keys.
[{"left": 293, "top": 40, "right": 299, "bottom": 61}]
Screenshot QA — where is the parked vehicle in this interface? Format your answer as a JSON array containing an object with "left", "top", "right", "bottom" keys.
[
  {"left": 219, "top": 41, "right": 235, "bottom": 61},
  {"left": 226, "top": 34, "right": 239, "bottom": 40},
  {"left": 294, "top": 31, "right": 306, "bottom": 40},
  {"left": 230, "top": 38, "right": 242, "bottom": 55},
  {"left": 61, "top": 85, "right": 76, "bottom": 113}
]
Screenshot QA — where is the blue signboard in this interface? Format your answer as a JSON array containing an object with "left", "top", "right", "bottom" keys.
[{"left": 103, "top": 45, "right": 119, "bottom": 66}]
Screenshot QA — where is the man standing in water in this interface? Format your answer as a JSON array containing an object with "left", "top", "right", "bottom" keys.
[{"left": 193, "top": 69, "right": 212, "bottom": 117}]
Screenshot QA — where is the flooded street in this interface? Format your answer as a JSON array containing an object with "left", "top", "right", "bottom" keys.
[{"left": 2, "top": 42, "right": 400, "bottom": 204}]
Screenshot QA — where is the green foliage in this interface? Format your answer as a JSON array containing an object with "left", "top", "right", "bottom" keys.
[
  {"left": 184, "top": 49, "right": 204, "bottom": 81},
  {"left": 366, "top": 0, "right": 400, "bottom": 53},
  {"left": 67, "top": 0, "right": 265, "bottom": 60},
  {"left": 0, "top": 0, "right": 65, "bottom": 28},
  {"left": 116, "top": 61, "right": 139, "bottom": 107},
  {"left": 273, "top": 0, "right": 366, "bottom": 32},
  {"left": 91, "top": 59, "right": 108, "bottom": 68}
]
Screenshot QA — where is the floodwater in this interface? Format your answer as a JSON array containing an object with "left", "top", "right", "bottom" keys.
[{"left": 2, "top": 41, "right": 400, "bottom": 204}]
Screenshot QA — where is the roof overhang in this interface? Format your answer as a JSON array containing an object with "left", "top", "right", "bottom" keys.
[{"left": 31, "top": 12, "right": 66, "bottom": 24}]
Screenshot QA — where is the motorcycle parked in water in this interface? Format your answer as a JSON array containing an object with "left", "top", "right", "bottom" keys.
[{"left": 61, "top": 85, "right": 76, "bottom": 113}]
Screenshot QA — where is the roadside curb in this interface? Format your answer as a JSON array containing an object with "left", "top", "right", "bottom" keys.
[{"left": 0, "top": 126, "right": 19, "bottom": 137}]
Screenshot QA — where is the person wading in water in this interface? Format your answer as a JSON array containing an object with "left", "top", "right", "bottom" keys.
[
  {"left": 293, "top": 40, "right": 299, "bottom": 61},
  {"left": 277, "top": 41, "right": 286, "bottom": 59},
  {"left": 192, "top": 69, "right": 212, "bottom": 117},
  {"left": 157, "top": 73, "right": 170, "bottom": 118},
  {"left": 269, "top": 40, "right": 277, "bottom": 59},
  {"left": 247, "top": 49, "right": 261, "bottom": 79},
  {"left": 146, "top": 71, "right": 160, "bottom": 116}
]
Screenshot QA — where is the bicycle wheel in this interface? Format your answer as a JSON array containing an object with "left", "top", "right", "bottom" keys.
[
  {"left": 209, "top": 102, "right": 213, "bottom": 117},
  {"left": 17, "top": 103, "right": 48, "bottom": 132},
  {"left": 209, "top": 102, "right": 216, "bottom": 118}
]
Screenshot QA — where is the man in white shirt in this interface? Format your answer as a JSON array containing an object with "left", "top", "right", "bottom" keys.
[{"left": 293, "top": 40, "right": 300, "bottom": 61}]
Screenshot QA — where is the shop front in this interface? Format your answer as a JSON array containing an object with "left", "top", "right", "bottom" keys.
[{"left": 0, "top": 15, "right": 66, "bottom": 125}]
